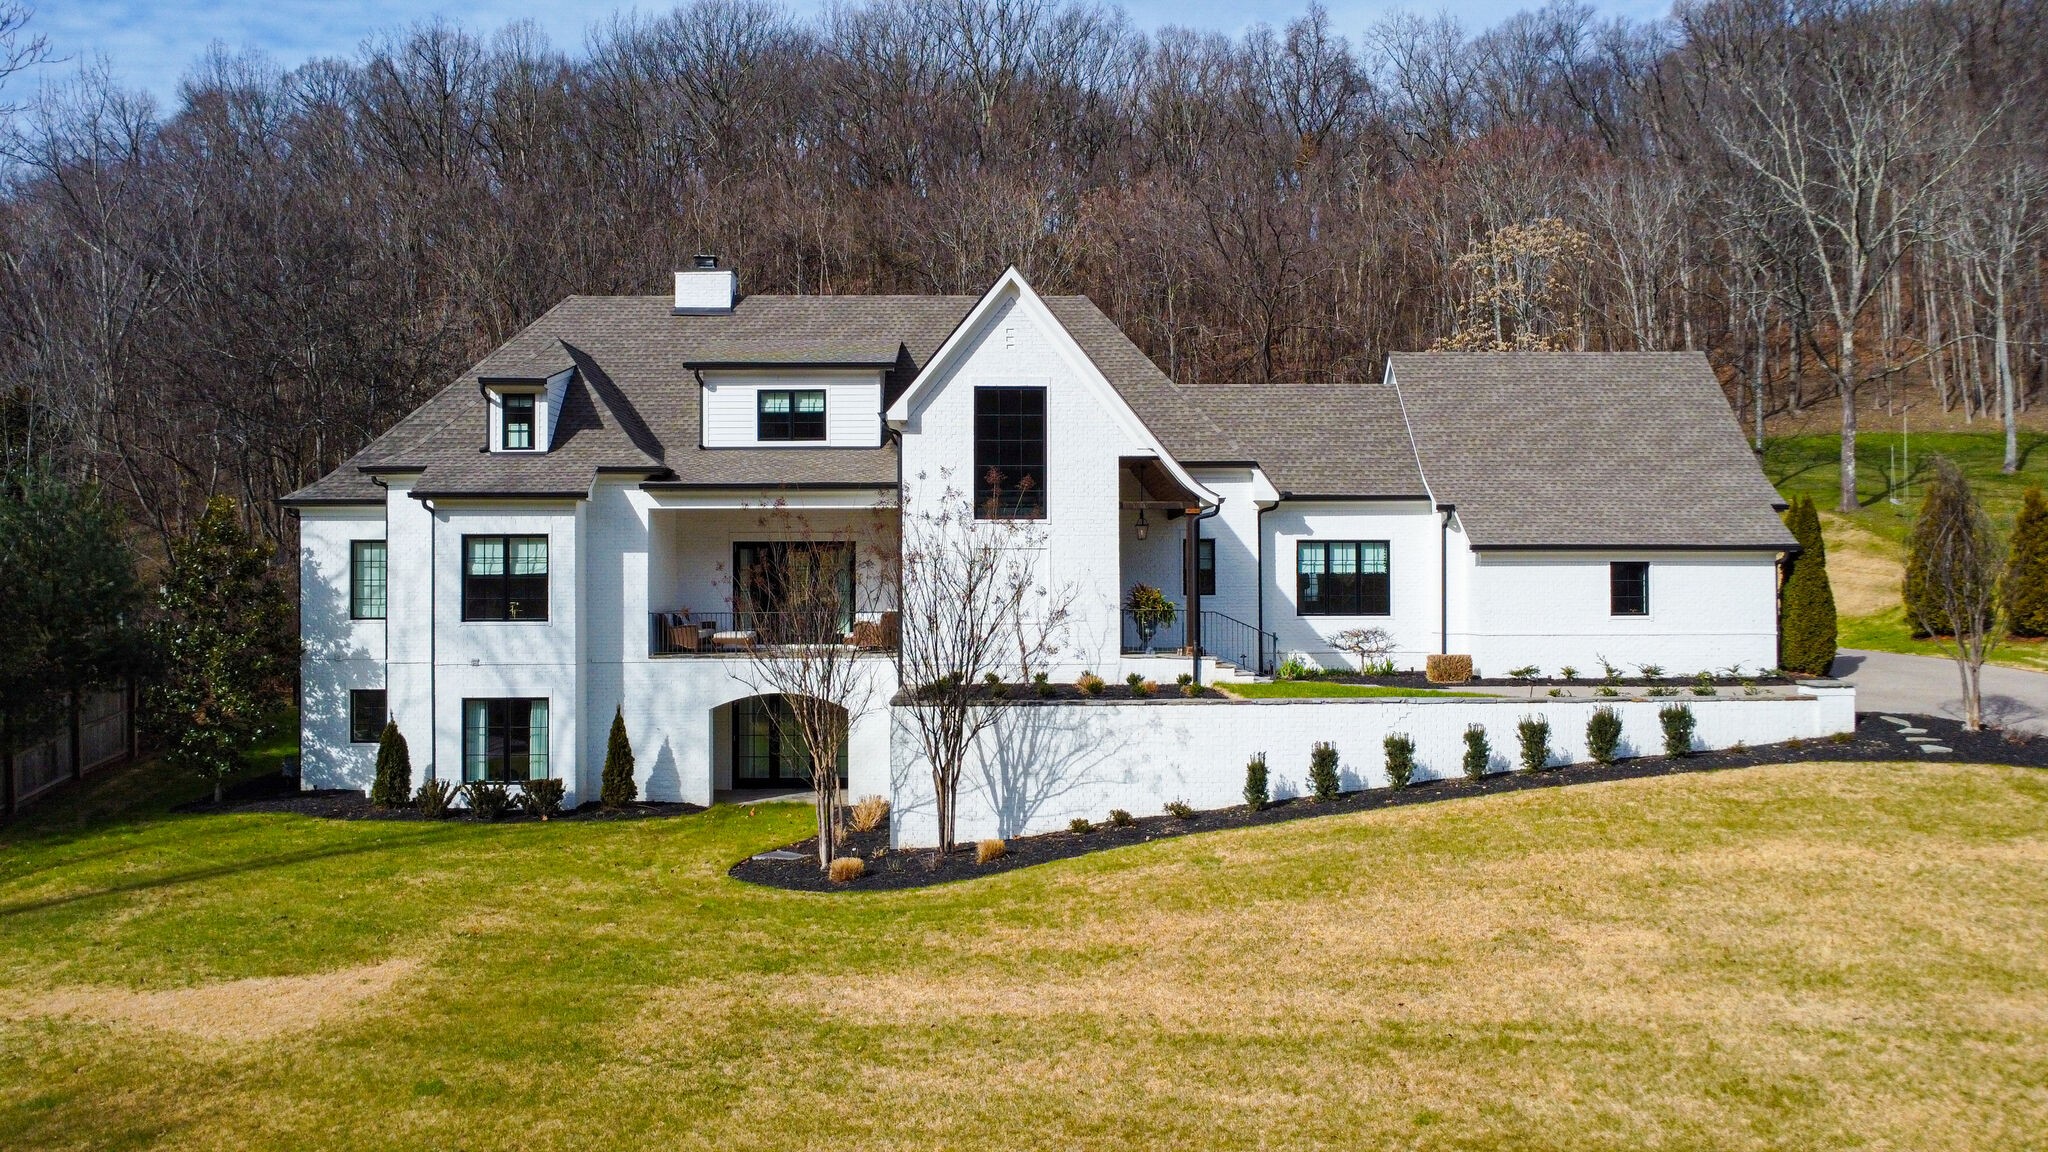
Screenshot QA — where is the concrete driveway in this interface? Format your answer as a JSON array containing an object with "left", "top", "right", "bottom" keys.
[{"left": 1830, "top": 648, "right": 2048, "bottom": 734}]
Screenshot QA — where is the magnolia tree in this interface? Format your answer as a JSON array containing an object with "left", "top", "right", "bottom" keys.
[
  {"left": 735, "top": 499, "right": 897, "bottom": 871},
  {"left": 896, "top": 475, "right": 1075, "bottom": 855}
]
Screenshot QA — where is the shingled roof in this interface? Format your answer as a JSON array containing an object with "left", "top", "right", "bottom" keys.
[
  {"left": 1179, "top": 382, "right": 1426, "bottom": 497},
  {"left": 1387, "top": 352, "right": 1794, "bottom": 550}
]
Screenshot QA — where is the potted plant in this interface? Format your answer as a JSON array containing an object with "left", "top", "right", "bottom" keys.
[{"left": 1125, "top": 583, "right": 1178, "bottom": 653}]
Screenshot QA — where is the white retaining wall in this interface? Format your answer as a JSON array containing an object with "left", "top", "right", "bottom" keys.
[{"left": 887, "top": 684, "right": 1855, "bottom": 847}]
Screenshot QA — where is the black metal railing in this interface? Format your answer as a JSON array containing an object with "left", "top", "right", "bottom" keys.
[
  {"left": 649, "top": 609, "right": 898, "bottom": 656},
  {"left": 1119, "top": 609, "right": 1277, "bottom": 674}
]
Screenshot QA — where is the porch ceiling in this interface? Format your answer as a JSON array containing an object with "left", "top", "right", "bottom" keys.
[{"left": 1121, "top": 457, "right": 1203, "bottom": 516}]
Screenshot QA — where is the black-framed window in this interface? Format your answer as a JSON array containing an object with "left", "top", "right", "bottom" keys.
[
  {"left": 463, "top": 535, "right": 549, "bottom": 621},
  {"left": 1195, "top": 538, "right": 1216, "bottom": 596},
  {"left": 349, "top": 689, "right": 387, "bottom": 744},
  {"left": 1611, "top": 561, "right": 1650, "bottom": 616},
  {"left": 350, "top": 540, "right": 388, "bottom": 619},
  {"left": 1297, "top": 540, "right": 1390, "bottom": 616},
  {"left": 502, "top": 392, "right": 536, "bottom": 450},
  {"left": 462, "top": 698, "right": 548, "bottom": 782},
  {"left": 757, "top": 389, "right": 827, "bottom": 441},
  {"left": 973, "top": 386, "right": 1046, "bottom": 519}
]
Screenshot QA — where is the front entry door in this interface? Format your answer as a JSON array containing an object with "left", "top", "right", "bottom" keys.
[{"left": 731, "top": 696, "right": 848, "bottom": 788}]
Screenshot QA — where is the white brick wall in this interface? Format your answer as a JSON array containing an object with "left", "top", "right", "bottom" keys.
[
  {"left": 298, "top": 505, "right": 387, "bottom": 790},
  {"left": 1264, "top": 499, "right": 1442, "bottom": 670},
  {"left": 887, "top": 686, "right": 1855, "bottom": 846}
]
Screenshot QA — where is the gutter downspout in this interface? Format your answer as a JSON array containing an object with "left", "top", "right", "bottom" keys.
[
  {"left": 1187, "top": 502, "right": 1223, "bottom": 687},
  {"left": 1437, "top": 504, "right": 1456, "bottom": 656},
  {"left": 1255, "top": 503, "right": 1270, "bottom": 676}
]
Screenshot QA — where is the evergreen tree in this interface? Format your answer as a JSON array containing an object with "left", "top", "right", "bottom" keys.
[
  {"left": 1779, "top": 496, "right": 1838, "bottom": 675},
  {"left": 601, "top": 705, "right": 637, "bottom": 807},
  {"left": 1905, "top": 465, "right": 1981, "bottom": 638},
  {"left": 369, "top": 720, "right": 412, "bottom": 808},
  {"left": 150, "top": 496, "right": 297, "bottom": 804},
  {"left": 2004, "top": 487, "right": 2048, "bottom": 638}
]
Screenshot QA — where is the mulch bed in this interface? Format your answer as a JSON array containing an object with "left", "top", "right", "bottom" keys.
[
  {"left": 730, "top": 712, "right": 2047, "bottom": 893},
  {"left": 1327, "top": 670, "right": 1799, "bottom": 691},
  {"left": 179, "top": 774, "right": 703, "bottom": 823}
]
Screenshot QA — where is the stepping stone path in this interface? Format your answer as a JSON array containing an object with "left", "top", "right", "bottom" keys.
[
  {"left": 1919, "top": 745, "right": 1954, "bottom": 754},
  {"left": 1897, "top": 727, "right": 1927, "bottom": 735},
  {"left": 1908, "top": 737, "right": 1937, "bottom": 744},
  {"left": 751, "top": 849, "right": 807, "bottom": 862},
  {"left": 1880, "top": 716, "right": 1912, "bottom": 726}
]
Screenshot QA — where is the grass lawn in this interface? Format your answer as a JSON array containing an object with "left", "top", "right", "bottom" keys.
[
  {"left": 4, "top": 754, "right": 2046, "bottom": 1150},
  {"left": 1218, "top": 680, "right": 1493, "bottom": 699},
  {"left": 1766, "top": 432, "right": 2048, "bottom": 673}
]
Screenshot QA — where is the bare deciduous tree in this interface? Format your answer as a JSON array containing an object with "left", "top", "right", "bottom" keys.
[{"left": 1905, "top": 458, "right": 2004, "bottom": 730}]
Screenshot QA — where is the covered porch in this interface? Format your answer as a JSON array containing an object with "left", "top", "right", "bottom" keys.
[{"left": 1115, "top": 458, "right": 1274, "bottom": 677}]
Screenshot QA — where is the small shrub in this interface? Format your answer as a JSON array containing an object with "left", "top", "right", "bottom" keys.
[
  {"left": 828, "top": 856, "right": 866, "bottom": 882},
  {"left": 1177, "top": 673, "right": 1193, "bottom": 687},
  {"left": 465, "top": 781, "right": 514, "bottom": 821},
  {"left": 1181, "top": 679, "right": 1201, "bottom": 697},
  {"left": 1126, "top": 672, "right": 1145, "bottom": 692},
  {"left": 1558, "top": 665, "right": 1579, "bottom": 681},
  {"left": 1462, "top": 725, "right": 1490, "bottom": 780},
  {"left": 519, "top": 777, "right": 566, "bottom": 820},
  {"left": 1509, "top": 664, "right": 1541, "bottom": 681},
  {"left": 1730, "top": 739, "right": 1748, "bottom": 754},
  {"left": 1595, "top": 685, "right": 1619, "bottom": 697},
  {"left": 1517, "top": 716, "right": 1551, "bottom": 772},
  {"left": 1586, "top": 707, "right": 1623, "bottom": 764},
  {"left": 1786, "top": 736, "right": 1807, "bottom": 750},
  {"left": 850, "top": 794, "right": 890, "bottom": 833},
  {"left": 601, "top": 706, "right": 637, "bottom": 807},
  {"left": 1829, "top": 729, "right": 1854, "bottom": 744},
  {"left": 1068, "top": 817, "right": 1093, "bottom": 833},
  {"left": 1134, "top": 678, "right": 1159, "bottom": 698},
  {"left": 1108, "top": 808, "right": 1134, "bottom": 827},
  {"left": 1360, "top": 657, "right": 1399, "bottom": 676},
  {"left": 1308, "top": 742, "right": 1341, "bottom": 801},
  {"left": 1164, "top": 799, "right": 1196, "bottom": 819},
  {"left": 975, "top": 838, "right": 1008, "bottom": 863},
  {"left": 1546, "top": 687, "right": 1565, "bottom": 698},
  {"left": 984, "top": 671, "right": 1003, "bottom": 687},
  {"left": 1033, "top": 672, "right": 1054, "bottom": 698},
  {"left": 1244, "top": 752, "right": 1269, "bottom": 811},
  {"left": 1076, "top": 671, "right": 1105, "bottom": 696},
  {"left": 1425, "top": 653, "right": 1473, "bottom": 684},
  {"left": 369, "top": 720, "right": 413, "bottom": 809},
  {"left": 1646, "top": 686, "right": 1676, "bottom": 697},
  {"left": 1691, "top": 671, "right": 1718, "bottom": 696},
  {"left": 1637, "top": 664, "right": 1665, "bottom": 680},
  {"left": 1659, "top": 704, "right": 1695, "bottom": 758},
  {"left": 1276, "top": 653, "right": 1312, "bottom": 680},
  {"left": 414, "top": 777, "right": 457, "bottom": 818},
  {"left": 1597, "top": 655, "right": 1622, "bottom": 683},
  {"left": 1741, "top": 679, "right": 1760, "bottom": 696},
  {"left": 1384, "top": 734, "right": 1415, "bottom": 788}
]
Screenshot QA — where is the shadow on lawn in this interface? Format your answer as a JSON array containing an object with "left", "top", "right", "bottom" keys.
[{"left": 0, "top": 825, "right": 468, "bottom": 919}]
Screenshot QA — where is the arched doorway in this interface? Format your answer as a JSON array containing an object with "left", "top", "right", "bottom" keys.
[{"left": 727, "top": 694, "right": 848, "bottom": 789}]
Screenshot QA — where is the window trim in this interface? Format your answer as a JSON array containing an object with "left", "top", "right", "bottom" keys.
[
  {"left": 349, "top": 689, "right": 387, "bottom": 744},
  {"left": 973, "top": 385, "right": 1047, "bottom": 520},
  {"left": 461, "top": 697, "right": 550, "bottom": 782},
  {"left": 1296, "top": 539, "right": 1391, "bottom": 617},
  {"left": 461, "top": 534, "right": 550, "bottom": 622},
  {"left": 349, "top": 539, "right": 388, "bottom": 620},
  {"left": 1610, "top": 561, "right": 1650, "bottom": 617},
  {"left": 756, "top": 388, "right": 828, "bottom": 442},
  {"left": 500, "top": 391, "right": 538, "bottom": 452}
]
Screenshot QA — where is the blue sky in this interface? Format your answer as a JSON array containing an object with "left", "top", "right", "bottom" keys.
[{"left": 36, "top": 0, "right": 1674, "bottom": 106}]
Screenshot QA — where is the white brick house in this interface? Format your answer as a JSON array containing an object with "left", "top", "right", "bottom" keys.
[{"left": 284, "top": 263, "right": 1797, "bottom": 814}]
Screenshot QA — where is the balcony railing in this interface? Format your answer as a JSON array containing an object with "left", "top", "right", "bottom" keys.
[
  {"left": 650, "top": 610, "right": 898, "bottom": 657},
  {"left": 1120, "top": 609, "right": 1277, "bottom": 675}
]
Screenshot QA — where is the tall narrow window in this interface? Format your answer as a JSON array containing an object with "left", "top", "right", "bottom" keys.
[
  {"left": 973, "top": 386, "right": 1046, "bottom": 519},
  {"left": 350, "top": 540, "right": 388, "bottom": 619},
  {"left": 1196, "top": 538, "right": 1216, "bottom": 597},
  {"left": 1297, "top": 540, "right": 1390, "bottom": 616},
  {"left": 757, "top": 389, "right": 827, "bottom": 441},
  {"left": 1611, "top": 561, "right": 1650, "bottom": 616},
  {"left": 502, "top": 393, "right": 536, "bottom": 450},
  {"left": 463, "top": 535, "right": 549, "bottom": 621},
  {"left": 349, "top": 689, "right": 387, "bottom": 744},
  {"left": 462, "top": 698, "right": 549, "bottom": 781}
]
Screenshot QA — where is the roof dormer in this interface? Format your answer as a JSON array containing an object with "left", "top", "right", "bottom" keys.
[{"left": 481, "top": 360, "right": 573, "bottom": 453}]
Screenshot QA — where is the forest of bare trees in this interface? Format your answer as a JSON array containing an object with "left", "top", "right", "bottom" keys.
[{"left": 1, "top": 0, "right": 2043, "bottom": 559}]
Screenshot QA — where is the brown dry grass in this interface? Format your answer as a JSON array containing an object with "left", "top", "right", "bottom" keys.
[
  {"left": 827, "top": 856, "right": 866, "bottom": 883},
  {"left": 1821, "top": 510, "right": 1907, "bottom": 617},
  {"left": 5, "top": 957, "right": 418, "bottom": 1045}
]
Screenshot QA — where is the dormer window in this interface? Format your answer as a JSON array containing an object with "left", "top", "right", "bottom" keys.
[
  {"left": 502, "top": 393, "right": 536, "bottom": 450},
  {"left": 758, "top": 389, "right": 826, "bottom": 441}
]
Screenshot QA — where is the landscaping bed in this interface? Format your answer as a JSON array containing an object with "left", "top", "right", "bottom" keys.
[
  {"left": 1303, "top": 669, "right": 1800, "bottom": 691},
  {"left": 179, "top": 773, "right": 704, "bottom": 822},
  {"left": 732, "top": 712, "right": 2046, "bottom": 892}
]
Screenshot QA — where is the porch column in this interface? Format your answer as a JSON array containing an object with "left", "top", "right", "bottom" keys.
[{"left": 1185, "top": 511, "right": 1202, "bottom": 687}]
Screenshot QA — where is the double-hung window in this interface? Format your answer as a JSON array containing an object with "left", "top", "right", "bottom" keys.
[
  {"left": 463, "top": 535, "right": 549, "bottom": 621},
  {"left": 1186, "top": 538, "right": 1216, "bottom": 596},
  {"left": 1297, "top": 540, "right": 1390, "bottom": 616},
  {"left": 350, "top": 540, "right": 388, "bottom": 619},
  {"left": 462, "top": 698, "right": 549, "bottom": 781},
  {"left": 1610, "top": 562, "right": 1650, "bottom": 616},
  {"left": 757, "top": 389, "right": 827, "bottom": 441},
  {"left": 349, "top": 689, "right": 387, "bottom": 744},
  {"left": 973, "top": 386, "right": 1046, "bottom": 519},
  {"left": 502, "top": 393, "right": 536, "bottom": 450}
]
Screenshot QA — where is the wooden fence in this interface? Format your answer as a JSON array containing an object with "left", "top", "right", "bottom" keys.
[{"left": 5, "top": 684, "right": 137, "bottom": 814}]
